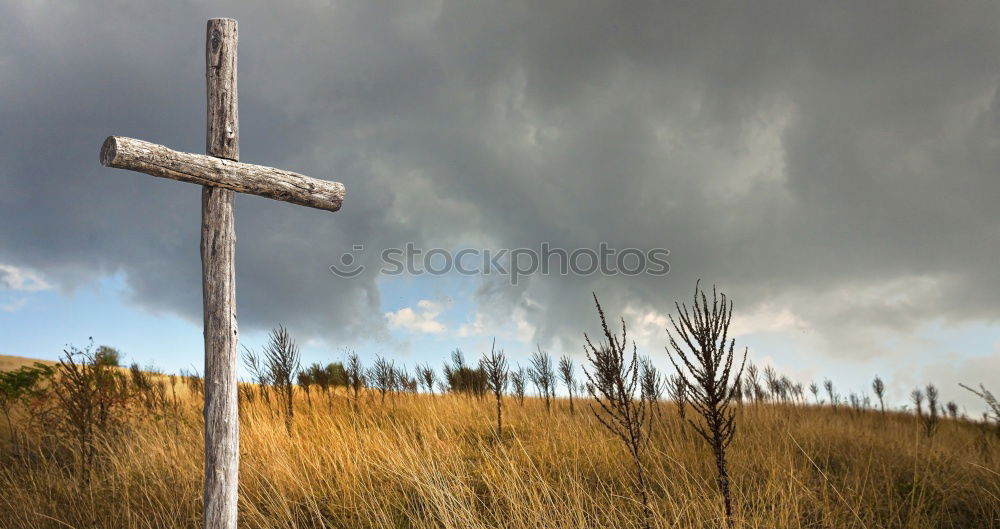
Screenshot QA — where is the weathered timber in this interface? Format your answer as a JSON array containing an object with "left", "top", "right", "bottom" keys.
[
  {"left": 207, "top": 18, "right": 239, "bottom": 161},
  {"left": 100, "top": 136, "right": 344, "bottom": 212},
  {"left": 202, "top": 18, "right": 239, "bottom": 529},
  {"left": 97, "top": 18, "right": 347, "bottom": 529}
]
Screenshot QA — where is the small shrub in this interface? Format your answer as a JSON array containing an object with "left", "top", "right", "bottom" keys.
[
  {"left": 444, "top": 349, "right": 488, "bottom": 397},
  {"left": 0, "top": 362, "right": 54, "bottom": 443},
  {"left": 52, "top": 340, "right": 130, "bottom": 482},
  {"left": 94, "top": 345, "right": 121, "bottom": 367}
]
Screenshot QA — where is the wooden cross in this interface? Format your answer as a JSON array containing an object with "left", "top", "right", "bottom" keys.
[{"left": 99, "top": 19, "right": 344, "bottom": 529}]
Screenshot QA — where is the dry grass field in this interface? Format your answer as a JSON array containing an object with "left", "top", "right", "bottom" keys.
[
  {"left": 0, "top": 354, "right": 997, "bottom": 529},
  {"left": 0, "top": 355, "right": 54, "bottom": 372}
]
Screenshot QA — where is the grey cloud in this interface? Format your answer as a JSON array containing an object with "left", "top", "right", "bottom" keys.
[{"left": 1, "top": 1, "right": 999, "bottom": 363}]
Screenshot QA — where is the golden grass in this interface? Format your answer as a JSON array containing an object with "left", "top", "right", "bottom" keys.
[
  {"left": 0, "top": 354, "right": 55, "bottom": 372},
  {"left": 1, "top": 379, "right": 998, "bottom": 528}
]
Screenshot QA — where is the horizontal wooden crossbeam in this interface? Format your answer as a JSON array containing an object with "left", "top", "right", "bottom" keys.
[{"left": 100, "top": 136, "right": 344, "bottom": 212}]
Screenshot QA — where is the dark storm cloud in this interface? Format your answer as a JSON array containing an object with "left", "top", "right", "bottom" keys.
[{"left": 2, "top": 1, "right": 999, "bottom": 357}]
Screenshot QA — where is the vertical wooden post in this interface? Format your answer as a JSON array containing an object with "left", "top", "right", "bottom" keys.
[{"left": 202, "top": 18, "right": 239, "bottom": 529}]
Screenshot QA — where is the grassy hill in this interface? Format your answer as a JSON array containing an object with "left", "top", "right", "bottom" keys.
[
  {"left": 0, "top": 354, "right": 56, "bottom": 371},
  {"left": 0, "top": 355, "right": 997, "bottom": 529}
]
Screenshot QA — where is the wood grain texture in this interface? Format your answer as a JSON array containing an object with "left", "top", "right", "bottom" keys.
[
  {"left": 101, "top": 136, "right": 345, "bottom": 212},
  {"left": 202, "top": 17, "right": 239, "bottom": 529},
  {"left": 207, "top": 18, "right": 239, "bottom": 161}
]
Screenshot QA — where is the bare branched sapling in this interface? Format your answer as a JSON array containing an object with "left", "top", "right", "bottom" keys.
[
  {"left": 262, "top": 326, "right": 301, "bottom": 434},
  {"left": 369, "top": 355, "right": 396, "bottom": 405},
  {"left": 416, "top": 363, "right": 437, "bottom": 395},
  {"left": 745, "top": 363, "right": 762, "bottom": 402},
  {"left": 808, "top": 381, "right": 820, "bottom": 404},
  {"left": 510, "top": 366, "right": 527, "bottom": 405},
  {"left": 824, "top": 379, "right": 838, "bottom": 410},
  {"left": 946, "top": 401, "right": 958, "bottom": 420},
  {"left": 297, "top": 370, "right": 313, "bottom": 406},
  {"left": 529, "top": 346, "right": 555, "bottom": 412},
  {"left": 243, "top": 347, "right": 271, "bottom": 405},
  {"left": 558, "top": 355, "right": 576, "bottom": 414},
  {"left": 345, "top": 351, "right": 366, "bottom": 408},
  {"left": 918, "top": 384, "right": 940, "bottom": 437},
  {"left": 912, "top": 388, "right": 924, "bottom": 416},
  {"left": 480, "top": 340, "right": 509, "bottom": 435}
]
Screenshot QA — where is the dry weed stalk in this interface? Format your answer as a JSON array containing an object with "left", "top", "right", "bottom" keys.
[
  {"left": 665, "top": 282, "right": 746, "bottom": 529},
  {"left": 583, "top": 293, "right": 653, "bottom": 529},
  {"left": 639, "top": 356, "right": 664, "bottom": 415},
  {"left": 666, "top": 373, "right": 688, "bottom": 420},
  {"left": 824, "top": 379, "right": 838, "bottom": 410},
  {"left": 416, "top": 363, "right": 437, "bottom": 395},
  {"left": 960, "top": 383, "right": 999, "bottom": 434},
  {"left": 872, "top": 375, "right": 886, "bottom": 413}
]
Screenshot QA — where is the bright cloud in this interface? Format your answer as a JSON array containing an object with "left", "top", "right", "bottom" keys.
[
  {"left": 730, "top": 304, "right": 807, "bottom": 337},
  {"left": 385, "top": 299, "right": 447, "bottom": 334},
  {"left": 0, "top": 263, "right": 51, "bottom": 292}
]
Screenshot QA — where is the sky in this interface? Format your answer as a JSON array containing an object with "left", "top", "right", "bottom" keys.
[{"left": 1, "top": 0, "right": 998, "bottom": 415}]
